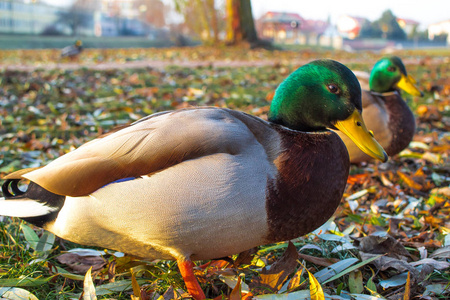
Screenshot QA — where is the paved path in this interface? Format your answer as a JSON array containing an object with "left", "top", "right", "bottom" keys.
[
  {"left": 0, "top": 57, "right": 443, "bottom": 71},
  {"left": 0, "top": 59, "right": 301, "bottom": 71}
]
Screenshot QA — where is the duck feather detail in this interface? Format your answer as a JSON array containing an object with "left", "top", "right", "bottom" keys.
[{"left": 21, "top": 108, "right": 281, "bottom": 197}]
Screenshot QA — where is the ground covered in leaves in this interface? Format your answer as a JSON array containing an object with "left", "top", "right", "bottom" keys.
[{"left": 0, "top": 46, "right": 449, "bottom": 299}]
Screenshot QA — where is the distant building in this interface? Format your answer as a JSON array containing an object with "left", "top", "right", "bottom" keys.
[
  {"left": 428, "top": 20, "right": 450, "bottom": 44},
  {"left": 256, "top": 11, "right": 304, "bottom": 44},
  {"left": 0, "top": 0, "right": 63, "bottom": 34},
  {"left": 336, "top": 15, "right": 367, "bottom": 39},
  {"left": 300, "top": 19, "right": 329, "bottom": 44},
  {"left": 0, "top": 0, "right": 157, "bottom": 37},
  {"left": 255, "top": 11, "right": 339, "bottom": 47},
  {"left": 319, "top": 25, "right": 343, "bottom": 49},
  {"left": 396, "top": 18, "right": 419, "bottom": 36}
]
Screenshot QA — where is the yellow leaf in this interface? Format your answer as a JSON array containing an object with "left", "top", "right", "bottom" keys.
[
  {"left": 131, "top": 272, "right": 141, "bottom": 299},
  {"left": 441, "top": 227, "right": 450, "bottom": 234},
  {"left": 287, "top": 266, "right": 304, "bottom": 290},
  {"left": 83, "top": 267, "right": 97, "bottom": 300},
  {"left": 307, "top": 269, "right": 325, "bottom": 300},
  {"left": 113, "top": 88, "right": 123, "bottom": 95},
  {"left": 298, "top": 261, "right": 324, "bottom": 300},
  {"left": 259, "top": 271, "right": 284, "bottom": 291},
  {"left": 397, "top": 171, "right": 423, "bottom": 190}
]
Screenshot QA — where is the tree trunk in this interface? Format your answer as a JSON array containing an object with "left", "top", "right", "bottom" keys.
[
  {"left": 226, "top": 0, "right": 242, "bottom": 44},
  {"left": 239, "top": 0, "right": 257, "bottom": 43},
  {"left": 206, "top": 0, "right": 219, "bottom": 43},
  {"left": 226, "top": 0, "right": 258, "bottom": 44}
]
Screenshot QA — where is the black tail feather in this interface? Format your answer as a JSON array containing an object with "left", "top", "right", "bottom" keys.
[
  {"left": 1, "top": 179, "right": 65, "bottom": 228},
  {"left": 2, "top": 179, "right": 25, "bottom": 198}
]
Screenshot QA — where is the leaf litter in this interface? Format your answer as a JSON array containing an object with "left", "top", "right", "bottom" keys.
[{"left": 0, "top": 47, "right": 449, "bottom": 299}]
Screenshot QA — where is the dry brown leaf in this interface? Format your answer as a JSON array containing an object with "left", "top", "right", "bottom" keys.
[
  {"left": 250, "top": 242, "right": 298, "bottom": 293},
  {"left": 229, "top": 276, "right": 242, "bottom": 300},
  {"left": 57, "top": 253, "right": 106, "bottom": 274},
  {"left": 162, "top": 286, "right": 176, "bottom": 300},
  {"left": 234, "top": 248, "right": 257, "bottom": 266},
  {"left": 297, "top": 253, "right": 339, "bottom": 267},
  {"left": 409, "top": 258, "right": 450, "bottom": 270},
  {"left": 359, "top": 252, "right": 418, "bottom": 278},
  {"left": 358, "top": 235, "right": 412, "bottom": 260}
]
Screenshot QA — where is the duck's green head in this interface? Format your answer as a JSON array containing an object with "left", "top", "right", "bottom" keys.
[
  {"left": 269, "top": 59, "right": 387, "bottom": 162},
  {"left": 369, "top": 56, "right": 422, "bottom": 96}
]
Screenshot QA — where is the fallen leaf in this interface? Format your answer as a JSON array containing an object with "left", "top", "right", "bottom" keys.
[
  {"left": 297, "top": 254, "right": 339, "bottom": 267},
  {"left": 397, "top": 171, "right": 423, "bottom": 190},
  {"left": 430, "top": 246, "right": 450, "bottom": 259},
  {"left": 359, "top": 252, "right": 417, "bottom": 277},
  {"left": 57, "top": 253, "right": 106, "bottom": 274},
  {"left": 423, "top": 283, "right": 449, "bottom": 296},
  {"left": 229, "top": 276, "right": 242, "bottom": 300},
  {"left": 379, "top": 272, "right": 409, "bottom": 289},
  {"left": 0, "top": 287, "right": 39, "bottom": 300},
  {"left": 306, "top": 268, "right": 324, "bottom": 300},
  {"left": 409, "top": 258, "right": 450, "bottom": 270},
  {"left": 286, "top": 266, "right": 304, "bottom": 291},
  {"left": 403, "top": 272, "right": 411, "bottom": 300},
  {"left": 252, "top": 242, "right": 298, "bottom": 293},
  {"left": 131, "top": 272, "right": 141, "bottom": 299},
  {"left": 348, "top": 270, "right": 364, "bottom": 294},
  {"left": 83, "top": 267, "right": 97, "bottom": 300},
  {"left": 358, "top": 235, "right": 411, "bottom": 260}
]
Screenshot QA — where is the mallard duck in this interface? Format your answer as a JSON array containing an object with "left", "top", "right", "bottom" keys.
[
  {"left": 336, "top": 56, "right": 422, "bottom": 163},
  {"left": 0, "top": 60, "right": 386, "bottom": 300},
  {"left": 61, "top": 40, "right": 83, "bottom": 59}
]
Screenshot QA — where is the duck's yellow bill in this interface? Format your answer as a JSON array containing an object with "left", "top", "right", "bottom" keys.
[
  {"left": 335, "top": 110, "right": 388, "bottom": 162},
  {"left": 396, "top": 74, "right": 422, "bottom": 96}
]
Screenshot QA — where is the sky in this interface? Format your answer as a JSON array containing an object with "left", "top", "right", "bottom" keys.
[{"left": 41, "top": 0, "right": 449, "bottom": 29}]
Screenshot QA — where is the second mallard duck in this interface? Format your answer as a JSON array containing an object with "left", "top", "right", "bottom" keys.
[
  {"left": 61, "top": 40, "right": 83, "bottom": 59},
  {"left": 336, "top": 56, "right": 422, "bottom": 163}
]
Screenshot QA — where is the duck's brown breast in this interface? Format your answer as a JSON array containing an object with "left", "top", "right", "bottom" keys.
[
  {"left": 381, "top": 92, "right": 416, "bottom": 156},
  {"left": 265, "top": 127, "right": 349, "bottom": 243}
]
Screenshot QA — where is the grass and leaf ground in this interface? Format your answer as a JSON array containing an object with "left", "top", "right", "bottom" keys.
[{"left": 0, "top": 46, "right": 449, "bottom": 299}]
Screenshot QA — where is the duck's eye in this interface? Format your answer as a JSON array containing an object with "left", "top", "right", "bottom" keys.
[
  {"left": 387, "top": 66, "right": 396, "bottom": 72},
  {"left": 327, "top": 84, "right": 340, "bottom": 95}
]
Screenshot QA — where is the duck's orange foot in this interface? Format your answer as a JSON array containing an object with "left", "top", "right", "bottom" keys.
[{"left": 177, "top": 259, "right": 206, "bottom": 300}]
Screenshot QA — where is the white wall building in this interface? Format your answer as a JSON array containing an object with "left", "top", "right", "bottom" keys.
[{"left": 428, "top": 20, "right": 450, "bottom": 44}]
